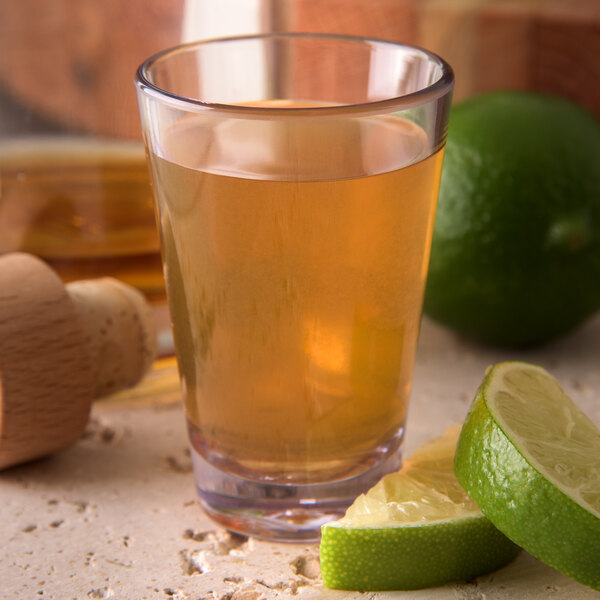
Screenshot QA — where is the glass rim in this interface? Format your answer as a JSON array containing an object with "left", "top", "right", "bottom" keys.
[{"left": 135, "top": 32, "right": 454, "bottom": 118}]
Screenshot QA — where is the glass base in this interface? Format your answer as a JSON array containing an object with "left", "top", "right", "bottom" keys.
[{"left": 189, "top": 428, "right": 404, "bottom": 542}]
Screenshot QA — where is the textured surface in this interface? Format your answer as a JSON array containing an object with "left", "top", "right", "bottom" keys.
[{"left": 2, "top": 315, "right": 600, "bottom": 599}]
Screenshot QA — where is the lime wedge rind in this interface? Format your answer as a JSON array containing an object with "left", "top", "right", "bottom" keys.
[
  {"left": 321, "top": 514, "right": 519, "bottom": 591},
  {"left": 320, "top": 426, "right": 520, "bottom": 591},
  {"left": 455, "top": 362, "right": 600, "bottom": 591}
]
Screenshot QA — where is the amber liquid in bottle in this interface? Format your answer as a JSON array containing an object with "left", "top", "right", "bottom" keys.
[{"left": 0, "top": 137, "right": 165, "bottom": 301}]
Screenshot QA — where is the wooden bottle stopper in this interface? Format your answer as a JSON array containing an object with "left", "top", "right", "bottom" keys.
[{"left": 0, "top": 253, "right": 158, "bottom": 469}]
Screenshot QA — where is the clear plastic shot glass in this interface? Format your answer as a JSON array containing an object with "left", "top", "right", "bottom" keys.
[{"left": 136, "top": 33, "right": 454, "bottom": 542}]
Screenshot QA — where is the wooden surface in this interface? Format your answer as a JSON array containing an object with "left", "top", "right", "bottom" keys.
[{"left": 2, "top": 315, "right": 600, "bottom": 599}]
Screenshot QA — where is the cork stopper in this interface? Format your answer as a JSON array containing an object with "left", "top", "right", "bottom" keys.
[
  {"left": 66, "top": 278, "right": 157, "bottom": 399},
  {"left": 0, "top": 253, "right": 158, "bottom": 469}
]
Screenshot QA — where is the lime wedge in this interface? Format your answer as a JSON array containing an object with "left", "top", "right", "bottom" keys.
[
  {"left": 455, "top": 361, "right": 600, "bottom": 590},
  {"left": 320, "top": 425, "right": 519, "bottom": 590}
]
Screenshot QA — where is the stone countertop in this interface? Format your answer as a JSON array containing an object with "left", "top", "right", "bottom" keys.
[{"left": 2, "top": 316, "right": 600, "bottom": 600}]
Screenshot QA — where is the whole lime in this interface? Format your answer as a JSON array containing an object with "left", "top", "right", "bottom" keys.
[{"left": 424, "top": 91, "right": 600, "bottom": 347}]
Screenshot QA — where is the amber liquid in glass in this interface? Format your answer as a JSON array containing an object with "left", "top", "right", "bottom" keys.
[{"left": 149, "top": 108, "right": 444, "bottom": 483}]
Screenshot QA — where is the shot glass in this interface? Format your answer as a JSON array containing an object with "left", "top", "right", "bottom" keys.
[{"left": 136, "top": 33, "right": 453, "bottom": 541}]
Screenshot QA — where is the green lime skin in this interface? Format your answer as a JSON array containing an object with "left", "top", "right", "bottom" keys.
[
  {"left": 424, "top": 91, "right": 600, "bottom": 347},
  {"left": 320, "top": 518, "right": 519, "bottom": 591},
  {"left": 455, "top": 366, "right": 600, "bottom": 590}
]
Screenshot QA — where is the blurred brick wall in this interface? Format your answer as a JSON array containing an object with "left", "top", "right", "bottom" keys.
[
  {"left": 288, "top": 0, "right": 600, "bottom": 116},
  {"left": 1, "top": 0, "right": 597, "bottom": 139}
]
